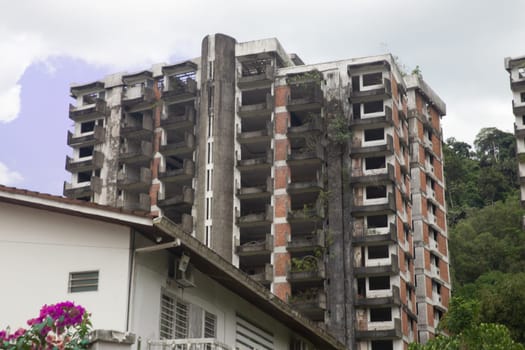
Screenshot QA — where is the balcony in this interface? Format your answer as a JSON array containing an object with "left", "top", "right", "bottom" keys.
[
  {"left": 352, "top": 223, "right": 397, "bottom": 245},
  {"left": 122, "top": 85, "right": 155, "bottom": 108},
  {"left": 513, "top": 100, "right": 525, "bottom": 116},
  {"left": 117, "top": 167, "right": 151, "bottom": 191},
  {"left": 245, "top": 263, "right": 273, "bottom": 285},
  {"left": 430, "top": 265, "right": 441, "bottom": 280},
  {"left": 69, "top": 99, "right": 107, "bottom": 122},
  {"left": 287, "top": 177, "right": 324, "bottom": 195},
  {"left": 287, "top": 230, "right": 325, "bottom": 253},
  {"left": 350, "top": 78, "right": 392, "bottom": 103},
  {"left": 237, "top": 177, "right": 273, "bottom": 200},
  {"left": 355, "top": 286, "right": 401, "bottom": 307},
  {"left": 237, "top": 122, "right": 273, "bottom": 144},
  {"left": 236, "top": 205, "right": 273, "bottom": 228},
  {"left": 237, "top": 150, "right": 273, "bottom": 171},
  {"left": 162, "top": 78, "right": 198, "bottom": 103},
  {"left": 119, "top": 141, "right": 153, "bottom": 164},
  {"left": 350, "top": 163, "right": 395, "bottom": 185},
  {"left": 235, "top": 234, "right": 273, "bottom": 257},
  {"left": 67, "top": 126, "right": 105, "bottom": 147},
  {"left": 350, "top": 193, "right": 396, "bottom": 216},
  {"left": 238, "top": 64, "right": 275, "bottom": 89},
  {"left": 237, "top": 94, "right": 274, "bottom": 118},
  {"left": 349, "top": 106, "right": 393, "bottom": 127},
  {"left": 287, "top": 144, "right": 325, "bottom": 165},
  {"left": 147, "top": 338, "right": 231, "bottom": 350},
  {"left": 287, "top": 84, "right": 323, "bottom": 112},
  {"left": 354, "top": 254, "right": 399, "bottom": 277},
  {"left": 159, "top": 160, "right": 195, "bottom": 183},
  {"left": 287, "top": 256, "right": 325, "bottom": 283},
  {"left": 287, "top": 117, "right": 323, "bottom": 138},
  {"left": 120, "top": 116, "right": 154, "bottom": 139},
  {"left": 158, "top": 186, "right": 194, "bottom": 209},
  {"left": 355, "top": 318, "right": 402, "bottom": 340},
  {"left": 161, "top": 106, "right": 196, "bottom": 131},
  {"left": 65, "top": 151, "right": 104, "bottom": 172},
  {"left": 351, "top": 134, "right": 394, "bottom": 157},
  {"left": 287, "top": 205, "right": 324, "bottom": 224},
  {"left": 160, "top": 133, "right": 195, "bottom": 157},
  {"left": 63, "top": 176, "right": 102, "bottom": 199},
  {"left": 288, "top": 289, "right": 326, "bottom": 321},
  {"left": 116, "top": 193, "right": 151, "bottom": 212}
]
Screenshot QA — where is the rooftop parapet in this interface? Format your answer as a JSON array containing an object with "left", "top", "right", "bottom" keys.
[{"left": 404, "top": 75, "right": 446, "bottom": 116}]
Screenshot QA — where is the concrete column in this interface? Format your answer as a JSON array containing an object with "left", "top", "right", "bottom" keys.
[
  {"left": 88, "top": 330, "right": 135, "bottom": 350},
  {"left": 196, "top": 34, "right": 237, "bottom": 261}
]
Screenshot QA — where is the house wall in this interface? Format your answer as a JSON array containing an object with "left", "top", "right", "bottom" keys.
[
  {"left": 0, "top": 202, "right": 131, "bottom": 331},
  {"left": 129, "top": 234, "right": 305, "bottom": 349}
]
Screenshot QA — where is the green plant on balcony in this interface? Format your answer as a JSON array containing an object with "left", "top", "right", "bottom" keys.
[
  {"left": 286, "top": 70, "right": 323, "bottom": 86},
  {"left": 289, "top": 288, "right": 321, "bottom": 303},
  {"left": 290, "top": 255, "right": 319, "bottom": 272}
]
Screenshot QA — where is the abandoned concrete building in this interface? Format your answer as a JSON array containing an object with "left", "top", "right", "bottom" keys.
[
  {"left": 64, "top": 33, "right": 451, "bottom": 350},
  {"left": 506, "top": 55, "right": 525, "bottom": 215}
]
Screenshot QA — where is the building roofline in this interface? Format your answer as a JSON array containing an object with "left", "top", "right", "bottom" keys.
[
  {"left": 153, "top": 217, "right": 346, "bottom": 350},
  {"left": 404, "top": 74, "right": 446, "bottom": 115},
  {"left": 505, "top": 55, "right": 525, "bottom": 71},
  {"left": 0, "top": 185, "right": 154, "bottom": 227}
]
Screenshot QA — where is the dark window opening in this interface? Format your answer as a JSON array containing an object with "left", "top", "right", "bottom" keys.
[
  {"left": 241, "top": 88, "right": 270, "bottom": 106},
  {"left": 366, "top": 185, "right": 386, "bottom": 199},
  {"left": 353, "top": 103, "right": 361, "bottom": 119},
  {"left": 522, "top": 116, "right": 525, "bottom": 125},
  {"left": 367, "top": 215, "right": 388, "bottom": 228},
  {"left": 78, "top": 171, "right": 91, "bottom": 183},
  {"left": 352, "top": 76, "right": 360, "bottom": 92},
  {"left": 357, "top": 278, "right": 366, "bottom": 297},
  {"left": 79, "top": 146, "right": 94, "bottom": 158},
  {"left": 81, "top": 121, "right": 95, "bottom": 133},
  {"left": 365, "top": 156, "right": 386, "bottom": 170},
  {"left": 364, "top": 128, "right": 384, "bottom": 142},
  {"left": 371, "top": 340, "right": 393, "bottom": 350},
  {"left": 368, "top": 245, "right": 389, "bottom": 259},
  {"left": 362, "top": 72, "right": 383, "bottom": 87},
  {"left": 369, "top": 276, "right": 390, "bottom": 290},
  {"left": 363, "top": 100, "right": 383, "bottom": 114},
  {"left": 521, "top": 92, "right": 525, "bottom": 103},
  {"left": 370, "top": 307, "right": 392, "bottom": 322}
]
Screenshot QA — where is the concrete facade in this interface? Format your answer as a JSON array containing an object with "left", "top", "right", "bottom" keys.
[{"left": 64, "top": 34, "right": 451, "bottom": 350}]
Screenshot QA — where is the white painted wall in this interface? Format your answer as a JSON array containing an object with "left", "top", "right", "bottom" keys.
[
  {"left": 0, "top": 202, "right": 131, "bottom": 331},
  {"left": 129, "top": 234, "right": 306, "bottom": 350}
]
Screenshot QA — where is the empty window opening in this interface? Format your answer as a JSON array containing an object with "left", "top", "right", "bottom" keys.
[
  {"left": 366, "top": 185, "right": 386, "bottom": 199},
  {"left": 81, "top": 121, "right": 95, "bottom": 133},
  {"left": 357, "top": 278, "right": 366, "bottom": 297},
  {"left": 78, "top": 171, "right": 91, "bottom": 183},
  {"left": 68, "top": 271, "right": 98, "bottom": 293},
  {"left": 241, "top": 58, "right": 272, "bottom": 77},
  {"left": 365, "top": 156, "right": 386, "bottom": 170},
  {"left": 371, "top": 340, "right": 393, "bottom": 350},
  {"left": 79, "top": 146, "right": 94, "bottom": 158},
  {"left": 362, "top": 72, "right": 383, "bottom": 87},
  {"left": 369, "top": 276, "right": 390, "bottom": 290},
  {"left": 521, "top": 92, "right": 525, "bottom": 103},
  {"left": 353, "top": 103, "right": 361, "bottom": 119},
  {"left": 364, "top": 128, "right": 384, "bottom": 142},
  {"left": 363, "top": 100, "right": 383, "bottom": 114},
  {"left": 370, "top": 307, "right": 392, "bottom": 322},
  {"left": 241, "top": 88, "right": 270, "bottom": 106},
  {"left": 367, "top": 215, "right": 388, "bottom": 228},
  {"left": 368, "top": 245, "right": 389, "bottom": 259}
]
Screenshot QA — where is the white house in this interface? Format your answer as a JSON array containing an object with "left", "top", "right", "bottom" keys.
[{"left": 0, "top": 185, "right": 344, "bottom": 350}]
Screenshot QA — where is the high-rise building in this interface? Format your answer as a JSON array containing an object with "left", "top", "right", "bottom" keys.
[
  {"left": 64, "top": 33, "right": 450, "bottom": 350},
  {"left": 506, "top": 55, "right": 525, "bottom": 212}
]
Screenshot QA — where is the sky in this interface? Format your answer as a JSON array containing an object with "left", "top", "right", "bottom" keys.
[{"left": 0, "top": 0, "right": 524, "bottom": 195}]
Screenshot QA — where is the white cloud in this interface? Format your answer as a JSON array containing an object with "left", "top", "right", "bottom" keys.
[
  {"left": 0, "top": 162, "right": 23, "bottom": 186},
  {"left": 0, "top": 85, "right": 21, "bottom": 123}
]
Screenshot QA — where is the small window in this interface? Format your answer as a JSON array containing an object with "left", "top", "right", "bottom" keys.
[
  {"left": 363, "top": 100, "right": 383, "bottom": 114},
  {"left": 77, "top": 171, "right": 91, "bottom": 183},
  {"left": 367, "top": 215, "right": 388, "bottom": 228},
  {"left": 366, "top": 186, "right": 386, "bottom": 199},
  {"left": 368, "top": 245, "right": 389, "bottom": 259},
  {"left": 68, "top": 271, "right": 98, "bottom": 293},
  {"left": 365, "top": 156, "right": 386, "bottom": 170},
  {"left": 81, "top": 121, "right": 95, "bottom": 133},
  {"left": 371, "top": 340, "right": 393, "bottom": 350},
  {"left": 370, "top": 307, "right": 392, "bottom": 322},
  {"left": 522, "top": 116, "right": 525, "bottom": 125},
  {"left": 369, "top": 276, "right": 390, "bottom": 290},
  {"left": 204, "top": 311, "right": 217, "bottom": 338},
  {"left": 362, "top": 72, "right": 383, "bottom": 87},
  {"left": 364, "top": 128, "right": 384, "bottom": 142},
  {"left": 79, "top": 146, "right": 94, "bottom": 158},
  {"left": 521, "top": 92, "right": 525, "bottom": 103},
  {"left": 353, "top": 103, "right": 361, "bottom": 119}
]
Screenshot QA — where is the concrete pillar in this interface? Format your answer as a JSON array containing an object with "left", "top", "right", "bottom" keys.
[{"left": 88, "top": 330, "right": 135, "bottom": 350}]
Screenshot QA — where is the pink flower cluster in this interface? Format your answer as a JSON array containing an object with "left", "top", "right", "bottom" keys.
[
  {"left": 0, "top": 327, "right": 26, "bottom": 342},
  {"left": 27, "top": 301, "right": 86, "bottom": 330}
]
